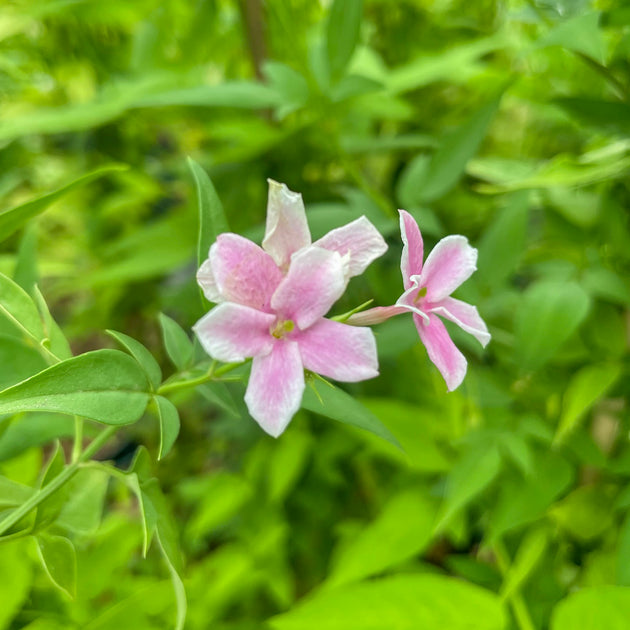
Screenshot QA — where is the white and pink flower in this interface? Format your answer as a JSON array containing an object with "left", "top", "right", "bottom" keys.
[{"left": 194, "top": 180, "right": 387, "bottom": 437}]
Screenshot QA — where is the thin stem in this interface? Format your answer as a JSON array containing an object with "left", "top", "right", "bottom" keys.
[
  {"left": 72, "top": 416, "right": 83, "bottom": 463},
  {"left": 493, "top": 540, "right": 536, "bottom": 630},
  {"left": 157, "top": 361, "right": 244, "bottom": 396},
  {"left": 0, "top": 425, "right": 118, "bottom": 537}
]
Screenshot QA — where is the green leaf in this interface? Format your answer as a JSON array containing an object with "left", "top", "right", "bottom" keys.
[
  {"left": 56, "top": 468, "right": 109, "bottom": 534},
  {"left": 14, "top": 226, "right": 38, "bottom": 293},
  {"left": 500, "top": 528, "right": 548, "bottom": 600},
  {"left": 301, "top": 380, "right": 402, "bottom": 450},
  {"left": 35, "top": 534, "right": 77, "bottom": 598},
  {"left": 0, "top": 350, "right": 150, "bottom": 425},
  {"left": 159, "top": 313, "right": 194, "bottom": 371},
  {"left": 549, "top": 485, "right": 614, "bottom": 541},
  {"left": 187, "top": 157, "right": 229, "bottom": 269},
  {"left": 32, "top": 286, "right": 73, "bottom": 361},
  {"left": 0, "top": 474, "right": 33, "bottom": 507},
  {"left": 554, "top": 98, "right": 630, "bottom": 137},
  {"left": 0, "top": 272, "right": 45, "bottom": 347},
  {"left": 106, "top": 329, "right": 162, "bottom": 390},
  {"left": 327, "top": 488, "right": 438, "bottom": 588},
  {"left": 413, "top": 97, "right": 501, "bottom": 203},
  {"left": 34, "top": 442, "right": 66, "bottom": 531},
  {"left": 269, "top": 574, "right": 506, "bottom": 630},
  {"left": 477, "top": 191, "right": 529, "bottom": 288},
  {"left": 556, "top": 363, "right": 621, "bottom": 442},
  {"left": 0, "top": 335, "right": 47, "bottom": 390},
  {"left": 617, "top": 513, "right": 630, "bottom": 586},
  {"left": 436, "top": 446, "right": 502, "bottom": 531},
  {"left": 0, "top": 413, "right": 74, "bottom": 462},
  {"left": 267, "top": 429, "right": 312, "bottom": 503},
  {"left": 326, "top": 0, "right": 363, "bottom": 81},
  {"left": 0, "top": 165, "right": 126, "bottom": 243},
  {"left": 515, "top": 280, "right": 590, "bottom": 370},
  {"left": 153, "top": 396, "right": 181, "bottom": 460},
  {"left": 551, "top": 586, "right": 630, "bottom": 630},
  {"left": 538, "top": 11, "right": 605, "bottom": 63},
  {"left": 0, "top": 540, "right": 32, "bottom": 628}
]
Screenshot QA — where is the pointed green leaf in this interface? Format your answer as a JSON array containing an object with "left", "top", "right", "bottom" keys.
[
  {"left": 187, "top": 157, "right": 229, "bottom": 268},
  {"left": 0, "top": 165, "right": 126, "bottom": 243},
  {"left": 0, "top": 272, "right": 45, "bottom": 345},
  {"left": 34, "top": 442, "right": 67, "bottom": 530},
  {"left": 107, "top": 329, "right": 162, "bottom": 390},
  {"left": 501, "top": 528, "right": 548, "bottom": 600},
  {"left": 326, "top": 0, "right": 363, "bottom": 81},
  {"left": 159, "top": 313, "right": 194, "bottom": 371},
  {"left": 153, "top": 396, "right": 180, "bottom": 459},
  {"left": 0, "top": 350, "right": 150, "bottom": 425},
  {"left": 551, "top": 586, "right": 630, "bottom": 630},
  {"left": 56, "top": 468, "right": 110, "bottom": 534},
  {"left": 32, "top": 285, "right": 72, "bottom": 360},
  {"left": 35, "top": 534, "right": 77, "bottom": 598},
  {"left": 301, "top": 380, "right": 402, "bottom": 450},
  {"left": 0, "top": 474, "right": 33, "bottom": 507}
]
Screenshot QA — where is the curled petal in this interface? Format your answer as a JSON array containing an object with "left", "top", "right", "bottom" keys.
[
  {"left": 395, "top": 280, "right": 430, "bottom": 324},
  {"left": 416, "top": 235, "right": 477, "bottom": 302},
  {"left": 414, "top": 313, "right": 467, "bottom": 392},
  {"left": 193, "top": 303, "right": 275, "bottom": 362},
  {"left": 399, "top": 210, "right": 424, "bottom": 287},
  {"left": 197, "top": 258, "right": 220, "bottom": 302},
  {"left": 211, "top": 233, "right": 283, "bottom": 311},
  {"left": 429, "top": 297, "right": 491, "bottom": 347},
  {"left": 262, "top": 180, "right": 311, "bottom": 269},
  {"left": 314, "top": 216, "right": 387, "bottom": 278},
  {"left": 271, "top": 246, "right": 347, "bottom": 330},
  {"left": 346, "top": 305, "right": 408, "bottom": 326},
  {"left": 245, "top": 340, "right": 304, "bottom": 437},
  {"left": 297, "top": 319, "right": 379, "bottom": 382}
]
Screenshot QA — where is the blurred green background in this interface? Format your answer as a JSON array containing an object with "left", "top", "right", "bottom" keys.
[{"left": 1, "top": 0, "right": 629, "bottom": 628}]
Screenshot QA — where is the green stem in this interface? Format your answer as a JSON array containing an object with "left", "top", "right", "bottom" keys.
[
  {"left": 494, "top": 540, "right": 536, "bottom": 630},
  {"left": 0, "top": 425, "right": 118, "bottom": 537},
  {"left": 72, "top": 416, "right": 83, "bottom": 463},
  {"left": 157, "top": 361, "right": 244, "bottom": 396}
]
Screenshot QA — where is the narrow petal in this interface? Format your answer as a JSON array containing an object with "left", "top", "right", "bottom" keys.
[
  {"left": 399, "top": 209, "right": 424, "bottom": 287},
  {"left": 314, "top": 216, "right": 387, "bottom": 278},
  {"left": 297, "top": 319, "right": 379, "bottom": 382},
  {"left": 211, "top": 233, "right": 283, "bottom": 311},
  {"left": 193, "top": 303, "right": 275, "bottom": 362},
  {"left": 262, "top": 180, "right": 311, "bottom": 269},
  {"left": 414, "top": 313, "right": 467, "bottom": 391},
  {"left": 346, "top": 305, "right": 408, "bottom": 326},
  {"left": 429, "top": 297, "right": 491, "bottom": 347},
  {"left": 416, "top": 235, "right": 477, "bottom": 302},
  {"left": 271, "top": 246, "right": 347, "bottom": 330},
  {"left": 394, "top": 280, "right": 430, "bottom": 324},
  {"left": 245, "top": 340, "right": 304, "bottom": 437},
  {"left": 196, "top": 258, "right": 220, "bottom": 302}
]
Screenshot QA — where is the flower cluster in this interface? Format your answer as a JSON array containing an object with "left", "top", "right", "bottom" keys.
[{"left": 194, "top": 182, "right": 490, "bottom": 436}]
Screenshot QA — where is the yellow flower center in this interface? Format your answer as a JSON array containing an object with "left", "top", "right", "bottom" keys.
[{"left": 271, "top": 319, "right": 295, "bottom": 339}]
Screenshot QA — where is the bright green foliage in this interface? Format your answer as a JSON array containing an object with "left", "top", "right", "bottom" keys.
[{"left": 0, "top": 0, "right": 629, "bottom": 629}]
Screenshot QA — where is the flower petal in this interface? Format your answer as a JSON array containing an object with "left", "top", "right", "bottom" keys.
[
  {"left": 245, "top": 340, "right": 304, "bottom": 437},
  {"left": 271, "top": 246, "right": 347, "bottom": 330},
  {"left": 394, "top": 279, "right": 430, "bottom": 324},
  {"left": 262, "top": 180, "right": 311, "bottom": 269},
  {"left": 415, "top": 235, "right": 477, "bottom": 302},
  {"left": 399, "top": 209, "right": 424, "bottom": 287},
  {"left": 414, "top": 313, "right": 467, "bottom": 391},
  {"left": 193, "top": 303, "right": 275, "bottom": 362},
  {"left": 314, "top": 216, "right": 388, "bottom": 278},
  {"left": 429, "top": 297, "right": 491, "bottom": 347},
  {"left": 196, "top": 258, "right": 220, "bottom": 302},
  {"left": 297, "top": 319, "right": 379, "bottom": 382},
  {"left": 211, "top": 233, "right": 283, "bottom": 311}
]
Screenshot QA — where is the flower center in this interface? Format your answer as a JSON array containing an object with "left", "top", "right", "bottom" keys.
[
  {"left": 413, "top": 286, "right": 427, "bottom": 304},
  {"left": 271, "top": 319, "right": 295, "bottom": 339}
]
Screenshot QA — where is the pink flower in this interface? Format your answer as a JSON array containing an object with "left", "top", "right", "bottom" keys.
[
  {"left": 350, "top": 210, "right": 490, "bottom": 391},
  {"left": 193, "top": 180, "right": 387, "bottom": 437}
]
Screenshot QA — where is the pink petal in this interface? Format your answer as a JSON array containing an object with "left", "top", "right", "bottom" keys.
[
  {"left": 399, "top": 210, "right": 424, "bottom": 287},
  {"left": 196, "top": 258, "right": 220, "bottom": 302},
  {"left": 416, "top": 235, "right": 478, "bottom": 302},
  {"left": 271, "top": 246, "right": 347, "bottom": 330},
  {"left": 429, "top": 297, "right": 491, "bottom": 347},
  {"left": 211, "top": 233, "right": 283, "bottom": 311},
  {"left": 193, "top": 303, "right": 275, "bottom": 362},
  {"left": 394, "top": 279, "right": 430, "bottom": 324},
  {"left": 346, "top": 305, "right": 408, "bottom": 326},
  {"left": 245, "top": 339, "right": 304, "bottom": 437},
  {"left": 313, "top": 216, "right": 388, "bottom": 278},
  {"left": 414, "top": 313, "right": 467, "bottom": 391},
  {"left": 297, "top": 319, "right": 379, "bottom": 382},
  {"left": 262, "top": 180, "right": 311, "bottom": 269}
]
